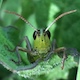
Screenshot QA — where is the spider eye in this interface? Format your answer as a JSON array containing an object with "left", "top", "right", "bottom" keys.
[{"left": 33, "top": 30, "right": 40, "bottom": 40}]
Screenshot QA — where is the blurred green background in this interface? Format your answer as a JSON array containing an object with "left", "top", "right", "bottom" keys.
[{"left": 0, "top": 0, "right": 80, "bottom": 80}]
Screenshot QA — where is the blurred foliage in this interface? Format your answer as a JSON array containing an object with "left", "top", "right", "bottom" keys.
[
  {"left": 76, "top": 59, "right": 80, "bottom": 80},
  {"left": 0, "top": 0, "right": 80, "bottom": 80}
]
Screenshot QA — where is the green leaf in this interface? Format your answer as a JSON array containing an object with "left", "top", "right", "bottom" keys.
[
  {"left": 0, "top": 0, "right": 3, "bottom": 9},
  {"left": 76, "top": 58, "right": 80, "bottom": 80},
  {"left": 0, "top": 27, "right": 17, "bottom": 71},
  {"left": 0, "top": 0, "right": 22, "bottom": 26}
]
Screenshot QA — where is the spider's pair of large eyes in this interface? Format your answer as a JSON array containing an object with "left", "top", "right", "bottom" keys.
[{"left": 33, "top": 29, "right": 51, "bottom": 40}]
